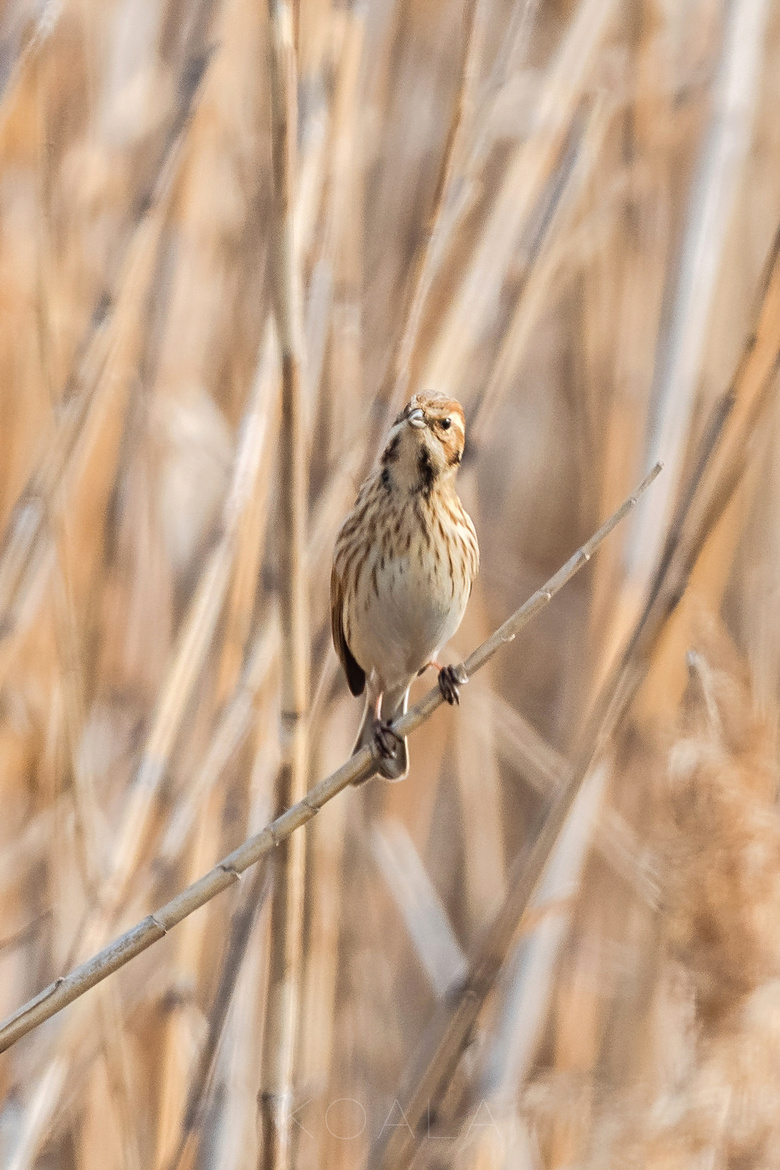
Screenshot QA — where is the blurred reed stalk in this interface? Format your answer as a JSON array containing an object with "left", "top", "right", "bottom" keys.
[
  {"left": 374, "top": 0, "right": 484, "bottom": 419},
  {"left": 259, "top": 0, "right": 310, "bottom": 1165},
  {"left": 627, "top": 0, "right": 771, "bottom": 586}
]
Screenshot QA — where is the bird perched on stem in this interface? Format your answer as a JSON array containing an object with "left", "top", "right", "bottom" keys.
[{"left": 331, "top": 391, "right": 479, "bottom": 780}]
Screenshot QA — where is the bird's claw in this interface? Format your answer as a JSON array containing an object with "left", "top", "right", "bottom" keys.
[
  {"left": 438, "top": 663, "right": 468, "bottom": 705},
  {"left": 372, "top": 719, "right": 404, "bottom": 762}
]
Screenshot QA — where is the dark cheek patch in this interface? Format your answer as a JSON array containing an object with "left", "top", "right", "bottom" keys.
[
  {"left": 417, "top": 446, "right": 437, "bottom": 497},
  {"left": 381, "top": 433, "right": 401, "bottom": 464},
  {"left": 448, "top": 447, "right": 462, "bottom": 467}
]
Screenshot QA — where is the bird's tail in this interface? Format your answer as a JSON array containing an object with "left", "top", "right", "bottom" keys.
[{"left": 352, "top": 683, "right": 410, "bottom": 782}]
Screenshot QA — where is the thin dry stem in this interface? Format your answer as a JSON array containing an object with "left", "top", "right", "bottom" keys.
[{"left": 0, "top": 464, "right": 660, "bottom": 1054}]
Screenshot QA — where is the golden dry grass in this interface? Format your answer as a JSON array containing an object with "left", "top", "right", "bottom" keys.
[{"left": 1, "top": 0, "right": 780, "bottom": 1167}]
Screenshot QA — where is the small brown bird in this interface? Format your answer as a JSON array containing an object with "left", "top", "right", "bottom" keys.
[{"left": 331, "top": 391, "right": 479, "bottom": 780}]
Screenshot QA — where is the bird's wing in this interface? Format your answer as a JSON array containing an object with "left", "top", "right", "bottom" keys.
[{"left": 330, "top": 561, "right": 365, "bottom": 697}]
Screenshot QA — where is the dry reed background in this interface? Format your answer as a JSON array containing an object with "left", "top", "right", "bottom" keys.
[{"left": 1, "top": 0, "right": 780, "bottom": 1167}]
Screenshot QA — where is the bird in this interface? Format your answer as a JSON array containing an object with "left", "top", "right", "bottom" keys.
[{"left": 331, "top": 390, "right": 479, "bottom": 781}]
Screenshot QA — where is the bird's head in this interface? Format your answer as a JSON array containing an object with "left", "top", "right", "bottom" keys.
[{"left": 381, "top": 391, "right": 466, "bottom": 496}]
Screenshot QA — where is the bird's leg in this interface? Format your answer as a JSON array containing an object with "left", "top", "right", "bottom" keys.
[
  {"left": 426, "top": 660, "right": 469, "bottom": 705},
  {"left": 370, "top": 690, "right": 404, "bottom": 762}
]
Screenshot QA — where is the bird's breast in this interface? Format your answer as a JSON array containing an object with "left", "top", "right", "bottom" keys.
[{"left": 345, "top": 493, "right": 473, "bottom": 688}]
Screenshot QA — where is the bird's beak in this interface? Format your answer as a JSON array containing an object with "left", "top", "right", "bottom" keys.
[{"left": 407, "top": 408, "right": 426, "bottom": 429}]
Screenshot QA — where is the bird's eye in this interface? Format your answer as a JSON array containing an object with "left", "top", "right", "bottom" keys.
[{"left": 440, "top": 417, "right": 452, "bottom": 430}]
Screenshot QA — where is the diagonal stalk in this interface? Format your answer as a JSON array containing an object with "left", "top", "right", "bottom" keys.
[{"left": 0, "top": 464, "right": 661, "bottom": 1055}]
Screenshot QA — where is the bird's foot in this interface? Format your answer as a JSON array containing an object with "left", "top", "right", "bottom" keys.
[
  {"left": 372, "top": 719, "right": 404, "bottom": 764},
  {"left": 437, "top": 663, "right": 468, "bottom": 705}
]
